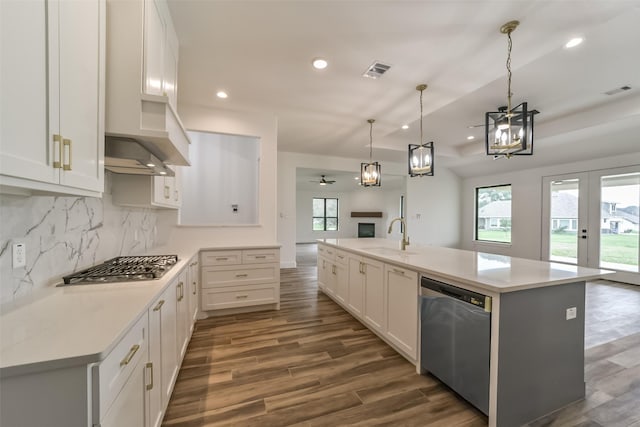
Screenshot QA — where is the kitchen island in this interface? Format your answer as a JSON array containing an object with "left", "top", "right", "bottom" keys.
[{"left": 317, "top": 238, "right": 613, "bottom": 427}]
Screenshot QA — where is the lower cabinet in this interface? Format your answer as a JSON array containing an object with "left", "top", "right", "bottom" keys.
[
  {"left": 187, "top": 256, "right": 199, "bottom": 325},
  {"left": 175, "top": 268, "right": 190, "bottom": 360},
  {"left": 201, "top": 247, "right": 280, "bottom": 312},
  {"left": 318, "top": 246, "right": 419, "bottom": 363},
  {"left": 384, "top": 264, "right": 419, "bottom": 360}
]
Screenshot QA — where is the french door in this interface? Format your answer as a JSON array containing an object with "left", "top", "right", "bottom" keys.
[{"left": 542, "top": 166, "right": 640, "bottom": 285}]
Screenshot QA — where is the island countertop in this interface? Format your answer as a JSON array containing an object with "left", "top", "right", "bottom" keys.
[{"left": 317, "top": 238, "right": 613, "bottom": 294}]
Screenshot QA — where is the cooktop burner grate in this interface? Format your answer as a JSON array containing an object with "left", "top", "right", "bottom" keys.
[{"left": 61, "top": 255, "right": 178, "bottom": 285}]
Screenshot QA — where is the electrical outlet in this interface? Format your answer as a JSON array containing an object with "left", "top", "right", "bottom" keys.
[
  {"left": 12, "top": 243, "right": 26, "bottom": 269},
  {"left": 566, "top": 307, "right": 577, "bottom": 320}
]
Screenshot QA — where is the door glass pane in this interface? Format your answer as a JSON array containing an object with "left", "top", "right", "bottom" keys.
[
  {"left": 550, "top": 179, "right": 579, "bottom": 264},
  {"left": 600, "top": 173, "right": 640, "bottom": 272}
]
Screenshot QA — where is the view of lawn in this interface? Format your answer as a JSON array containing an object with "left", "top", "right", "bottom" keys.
[{"left": 477, "top": 230, "right": 639, "bottom": 267}]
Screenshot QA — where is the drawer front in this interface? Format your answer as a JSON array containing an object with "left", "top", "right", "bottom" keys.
[
  {"left": 201, "top": 284, "right": 278, "bottom": 310},
  {"left": 334, "top": 249, "right": 348, "bottom": 265},
  {"left": 242, "top": 248, "right": 279, "bottom": 264},
  {"left": 96, "top": 313, "right": 148, "bottom": 421},
  {"left": 317, "top": 244, "right": 335, "bottom": 261},
  {"left": 202, "top": 265, "right": 279, "bottom": 288},
  {"left": 200, "top": 250, "right": 242, "bottom": 266}
]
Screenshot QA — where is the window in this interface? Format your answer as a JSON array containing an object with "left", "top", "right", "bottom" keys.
[
  {"left": 475, "top": 184, "right": 512, "bottom": 243},
  {"left": 313, "top": 198, "right": 338, "bottom": 231}
]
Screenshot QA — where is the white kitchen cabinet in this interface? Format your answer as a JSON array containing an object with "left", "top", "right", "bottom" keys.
[
  {"left": 0, "top": 0, "right": 105, "bottom": 196},
  {"left": 175, "top": 268, "right": 190, "bottom": 360},
  {"left": 333, "top": 250, "right": 348, "bottom": 304},
  {"left": 317, "top": 256, "right": 330, "bottom": 292},
  {"left": 188, "top": 256, "right": 200, "bottom": 325},
  {"left": 345, "top": 253, "right": 384, "bottom": 331},
  {"left": 159, "top": 280, "right": 179, "bottom": 406},
  {"left": 384, "top": 264, "right": 419, "bottom": 361},
  {"left": 106, "top": 0, "right": 190, "bottom": 165},
  {"left": 111, "top": 167, "right": 181, "bottom": 209},
  {"left": 201, "top": 247, "right": 280, "bottom": 312}
]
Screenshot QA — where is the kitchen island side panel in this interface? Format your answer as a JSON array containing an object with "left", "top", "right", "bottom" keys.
[{"left": 496, "top": 281, "right": 586, "bottom": 427}]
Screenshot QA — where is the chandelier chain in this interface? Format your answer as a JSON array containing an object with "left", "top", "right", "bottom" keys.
[
  {"left": 420, "top": 88, "right": 424, "bottom": 147},
  {"left": 506, "top": 31, "right": 513, "bottom": 114},
  {"left": 369, "top": 120, "right": 373, "bottom": 160}
]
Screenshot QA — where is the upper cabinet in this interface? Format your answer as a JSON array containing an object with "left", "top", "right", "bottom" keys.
[
  {"left": 105, "top": 0, "right": 190, "bottom": 166},
  {"left": 0, "top": 0, "right": 105, "bottom": 197}
]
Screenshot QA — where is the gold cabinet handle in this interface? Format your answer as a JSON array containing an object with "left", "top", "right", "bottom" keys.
[
  {"left": 63, "top": 138, "right": 72, "bottom": 170},
  {"left": 153, "top": 299, "right": 165, "bottom": 311},
  {"left": 177, "top": 282, "right": 184, "bottom": 301},
  {"left": 192, "top": 280, "right": 197, "bottom": 295},
  {"left": 120, "top": 344, "right": 140, "bottom": 366},
  {"left": 235, "top": 273, "right": 248, "bottom": 278},
  {"left": 53, "top": 134, "right": 62, "bottom": 168},
  {"left": 236, "top": 294, "right": 248, "bottom": 299},
  {"left": 392, "top": 268, "right": 405, "bottom": 276},
  {"left": 216, "top": 257, "right": 228, "bottom": 261},
  {"left": 145, "top": 362, "right": 154, "bottom": 390},
  {"left": 255, "top": 255, "right": 267, "bottom": 259}
]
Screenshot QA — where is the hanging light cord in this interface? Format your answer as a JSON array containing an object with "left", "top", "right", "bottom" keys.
[
  {"left": 369, "top": 120, "right": 373, "bottom": 161},
  {"left": 506, "top": 29, "right": 513, "bottom": 115},
  {"left": 419, "top": 88, "right": 424, "bottom": 148}
]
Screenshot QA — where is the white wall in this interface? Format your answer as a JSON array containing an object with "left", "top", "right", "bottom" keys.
[
  {"left": 406, "top": 166, "right": 462, "bottom": 248},
  {"left": 296, "top": 187, "right": 403, "bottom": 243},
  {"left": 180, "top": 132, "right": 259, "bottom": 225},
  {"left": 171, "top": 104, "right": 278, "bottom": 249},
  {"left": 461, "top": 152, "right": 640, "bottom": 261}
]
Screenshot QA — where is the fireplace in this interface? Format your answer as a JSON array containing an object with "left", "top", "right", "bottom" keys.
[{"left": 358, "top": 223, "right": 375, "bottom": 238}]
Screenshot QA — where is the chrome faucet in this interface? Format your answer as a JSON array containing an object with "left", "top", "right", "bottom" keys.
[{"left": 388, "top": 217, "right": 410, "bottom": 250}]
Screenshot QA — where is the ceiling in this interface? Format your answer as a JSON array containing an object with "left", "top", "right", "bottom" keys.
[
  {"left": 167, "top": 1, "right": 640, "bottom": 178},
  {"left": 296, "top": 168, "right": 405, "bottom": 192}
]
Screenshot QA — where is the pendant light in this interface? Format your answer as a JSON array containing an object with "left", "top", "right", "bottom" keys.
[
  {"left": 361, "top": 119, "right": 381, "bottom": 187},
  {"left": 408, "top": 84, "right": 434, "bottom": 177},
  {"left": 485, "top": 20, "right": 538, "bottom": 158}
]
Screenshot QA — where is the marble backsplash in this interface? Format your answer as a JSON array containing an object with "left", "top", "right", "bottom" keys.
[{"left": 0, "top": 180, "right": 174, "bottom": 305}]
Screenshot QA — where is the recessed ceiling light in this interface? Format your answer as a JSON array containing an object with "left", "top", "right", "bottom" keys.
[
  {"left": 312, "top": 58, "right": 328, "bottom": 70},
  {"left": 565, "top": 37, "right": 583, "bottom": 48},
  {"left": 467, "top": 136, "right": 475, "bottom": 140},
  {"left": 401, "top": 124, "right": 409, "bottom": 130},
  {"left": 216, "top": 91, "right": 228, "bottom": 99},
  {"left": 159, "top": 171, "right": 167, "bottom": 175},
  {"left": 146, "top": 163, "right": 155, "bottom": 167}
]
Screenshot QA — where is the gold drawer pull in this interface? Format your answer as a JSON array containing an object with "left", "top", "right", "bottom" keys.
[
  {"left": 235, "top": 273, "right": 248, "bottom": 278},
  {"left": 177, "top": 282, "right": 184, "bottom": 301},
  {"left": 63, "top": 138, "right": 72, "bottom": 170},
  {"left": 192, "top": 281, "right": 197, "bottom": 295},
  {"left": 254, "top": 255, "right": 267, "bottom": 259},
  {"left": 153, "top": 299, "right": 165, "bottom": 311},
  {"left": 145, "top": 362, "right": 154, "bottom": 390},
  {"left": 392, "top": 268, "right": 405, "bottom": 275},
  {"left": 120, "top": 344, "right": 140, "bottom": 366},
  {"left": 216, "top": 257, "right": 228, "bottom": 261},
  {"left": 236, "top": 294, "right": 249, "bottom": 299}
]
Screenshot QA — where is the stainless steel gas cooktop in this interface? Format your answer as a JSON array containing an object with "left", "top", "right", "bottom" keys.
[{"left": 60, "top": 255, "right": 178, "bottom": 285}]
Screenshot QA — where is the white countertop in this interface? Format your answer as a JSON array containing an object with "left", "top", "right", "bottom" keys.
[
  {"left": 319, "top": 238, "right": 613, "bottom": 294},
  {"left": 0, "top": 243, "right": 279, "bottom": 376}
]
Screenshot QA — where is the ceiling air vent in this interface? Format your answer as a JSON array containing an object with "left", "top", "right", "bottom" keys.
[
  {"left": 604, "top": 85, "right": 632, "bottom": 96},
  {"left": 362, "top": 61, "right": 391, "bottom": 79}
]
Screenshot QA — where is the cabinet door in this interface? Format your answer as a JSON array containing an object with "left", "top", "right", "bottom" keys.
[
  {"left": 100, "top": 346, "right": 148, "bottom": 427},
  {"left": 188, "top": 257, "right": 199, "bottom": 324},
  {"left": 385, "top": 265, "right": 418, "bottom": 360},
  {"left": 153, "top": 174, "right": 180, "bottom": 208},
  {"left": 163, "top": 11, "right": 179, "bottom": 108},
  {"left": 334, "top": 262, "right": 348, "bottom": 304},
  {"left": 317, "top": 257, "right": 328, "bottom": 291},
  {"left": 147, "top": 302, "right": 163, "bottom": 427},
  {"left": 57, "top": 0, "right": 104, "bottom": 192},
  {"left": 175, "top": 269, "right": 190, "bottom": 360},
  {"left": 347, "top": 257, "right": 364, "bottom": 317},
  {"left": 325, "top": 263, "right": 336, "bottom": 296},
  {"left": 160, "top": 281, "right": 178, "bottom": 405},
  {"left": 363, "top": 258, "right": 384, "bottom": 332},
  {"left": 0, "top": 0, "right": 57, "bottom": 184},
  {"left": 143, "top": 0, "right": 164, "bottom": 95}
]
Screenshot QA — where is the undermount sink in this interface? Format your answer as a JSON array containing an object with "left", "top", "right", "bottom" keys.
[{"left": 363, "top": 247, "right": 417, "bottom": 256}]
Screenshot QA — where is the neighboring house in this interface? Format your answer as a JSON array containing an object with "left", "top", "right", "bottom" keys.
[
  {"left": 478, "top": 193, "right": 639, "bottom": 233},
  {"left": 477, "top": 200, "right": 511, "bottom": 230}
]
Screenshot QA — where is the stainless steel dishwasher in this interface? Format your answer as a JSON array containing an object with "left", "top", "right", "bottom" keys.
[{"left": 420, "top": 276, "right": 492, "bottom": 415}]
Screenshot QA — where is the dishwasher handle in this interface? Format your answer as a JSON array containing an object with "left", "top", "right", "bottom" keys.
[{"left": 421, "top": 276, "right": 492, "bottom": 312}]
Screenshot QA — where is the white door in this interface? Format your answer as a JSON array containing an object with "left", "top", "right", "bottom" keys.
[{"left": 543, "top": 167, "right": 640, "bottom": 284}]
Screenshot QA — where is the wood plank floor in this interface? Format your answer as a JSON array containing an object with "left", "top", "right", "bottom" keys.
[{"left": 163, "top": 265, "right": 640, "bottom": 427}]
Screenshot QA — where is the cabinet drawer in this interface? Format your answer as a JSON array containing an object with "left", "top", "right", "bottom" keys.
[
  {"left": 201, "top": 250, "right": 242, "bottom": 266},
  {"left": 201, "top": 264, "right": 279, "bottom": 288},
  {"left": 242, "top": 248, "right": 279, "bottom": 264},
  {"left": 201, "top": 284, "right": 278, "bottom": 310},
  {"left": 334, "top": 249, "right": 348, "bottom": 265},
  {"left": 318, "top": 244, "right": 335, "bottom": 261},
  {"left": 95, "top": 313, "right": 148, "bottom": 421}
]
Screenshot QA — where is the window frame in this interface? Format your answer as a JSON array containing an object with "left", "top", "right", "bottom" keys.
[
  {"left": 312, "top": 197, "right": 339, "bottom": 231},
  {"left": 475, "top": 184, "right": 512, "bottom": 244}
]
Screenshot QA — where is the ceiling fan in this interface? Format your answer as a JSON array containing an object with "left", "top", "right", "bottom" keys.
[{"left": 309, "top": 175, "right": 336, "bottom": 186}]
